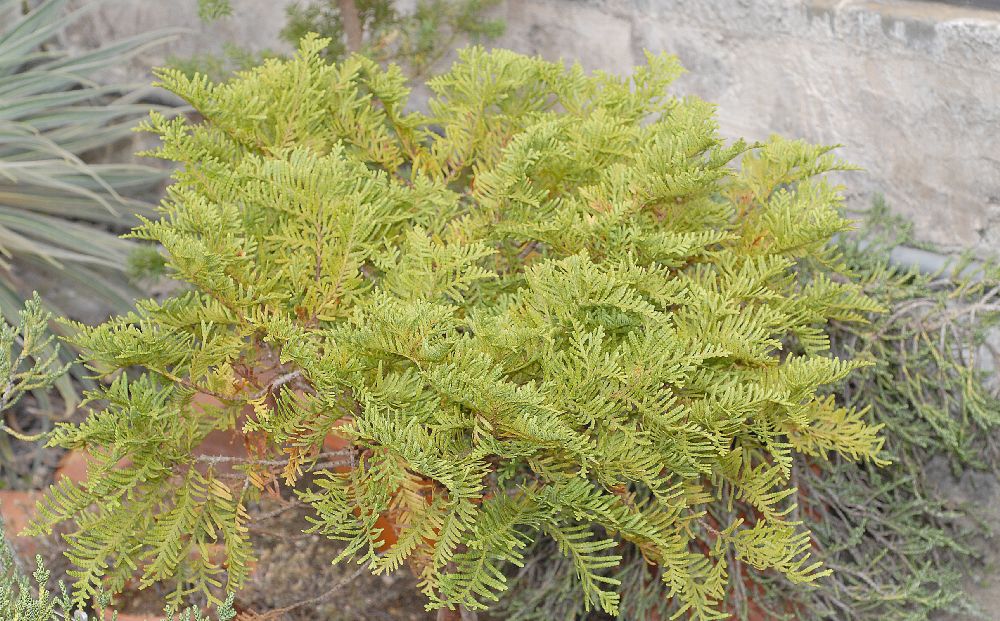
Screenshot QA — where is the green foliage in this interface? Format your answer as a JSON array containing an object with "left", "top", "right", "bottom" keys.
[
  {"left": 0, "top": 294, "right": 68, "bottom": 442},
  {"left": 1, "top": 520, "right": 75, "bottom": 621},
  {"left": 500, "top": 202, "right": 1000, "bottom": 620},
  {"left": 0, "top": 293, "right": 65, "bottom": 491},
  {"left": 783, "top": 204, "right": 1000, "bottom": 620},
  {"left": 1, "top": 515, "right": 237, "bottom": 621},
  {"left": 30, "top": 38, "right": 886, "bottom": 618},
  {"left": 281, "top": 0, "right": 504, "bottom": 75},
  {"left": 0, "top": 308, "right": 66, "bottom": 617},
  {"left": 179, "top": 0, "right": 502, "bottom": 81},
  {"left": 196, "top": 0, "right": 234, "bottom": 21},
  {"left": 0, "top": 0, "right": 174, "bottom": 404}
]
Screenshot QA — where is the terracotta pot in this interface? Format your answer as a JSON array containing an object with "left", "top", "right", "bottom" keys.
[
  {"left": 0, "top": 489, "right": 43, "bottom": 557},
  {"left": 322, "top": 427, "right": 405, "bottom": 551}
]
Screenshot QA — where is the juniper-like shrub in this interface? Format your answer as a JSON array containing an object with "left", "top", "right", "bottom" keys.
[
  {"left": 26, "top": 36, "right": 887, "bottom": 619},
  {"left": 500, "top": 204, "right": 1000, "bottom": 621}
]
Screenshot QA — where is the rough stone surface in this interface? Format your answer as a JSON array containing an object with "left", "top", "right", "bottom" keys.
[
  {"left": 59, "top": 0, "right": 298, "bottom": 85},
  {"left": 922, "top": 453, "right": 1000, "bottom": 621}
]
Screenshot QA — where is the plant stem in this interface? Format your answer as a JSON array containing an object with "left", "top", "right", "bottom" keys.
[{"left": 338, "top": 0, "right": 363, "bottom": 51}]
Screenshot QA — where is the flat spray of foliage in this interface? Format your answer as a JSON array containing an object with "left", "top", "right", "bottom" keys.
[
  {"left": 0, "top": 302, "right": 232, "bottom": 621},
  {"left": 783, "top": 208, "right": 1000, "bottom": 620},
  {"left": 499, "top": 205, "right": 1000, "bottom": 620},
  {"left": 1, "top": 517, "right": 235, "bottom": 621},
  {"left": 2, "top": 516, "right": 234, "bottom": 621},
  {"left": 26, "top": 37, "right": 888, "bottom": 618}
]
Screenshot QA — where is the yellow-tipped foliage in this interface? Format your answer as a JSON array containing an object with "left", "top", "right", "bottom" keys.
[{"left": 32, "top": 36, "right": 885, "bottom": 618}]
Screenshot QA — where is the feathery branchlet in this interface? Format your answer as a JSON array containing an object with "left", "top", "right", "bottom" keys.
[{"left": 28, "top": 36, "right": 885, "bottom": 618}]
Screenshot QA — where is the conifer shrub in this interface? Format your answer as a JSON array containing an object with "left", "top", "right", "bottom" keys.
[
  {"left": 500, "top": 205, "right": 1000, "bottom": 620},
  {"left": 772, "top": 209, "right": 1000, "bottom": 620},
  {"left": 0, "top": 300, "right": 233, "bottom": 621},
  {"left": 26, "top": 37, "right": 888, "bottom": 619}
]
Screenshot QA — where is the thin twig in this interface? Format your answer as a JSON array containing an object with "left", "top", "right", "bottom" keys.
[
  {"left": 194, "top": 449, "right": 351, "bottom": 467},
  {"left": 250, "top": 371, "right": 302, "bottom": 400}
]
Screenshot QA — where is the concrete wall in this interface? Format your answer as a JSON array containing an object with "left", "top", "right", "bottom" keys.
[
  {"left": 59, "top": 0, "right": 297, "bottom": 83},
  {"left": 64, "top": 0, "right": 1000, "bottom": 256}
]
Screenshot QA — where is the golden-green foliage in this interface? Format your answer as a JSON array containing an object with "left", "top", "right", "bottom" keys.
[
  {"left": 29, "top": 37, "right": 885, "bottom": 618},
  {"left": 0, "top": 294, "right": 67, "bottom": 440},
  {"left": 499, "top": 204, "right": 1000, "bottom": 621},
  {"left": 1, "top": 515, "right": 236, "bottom": 621}
]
